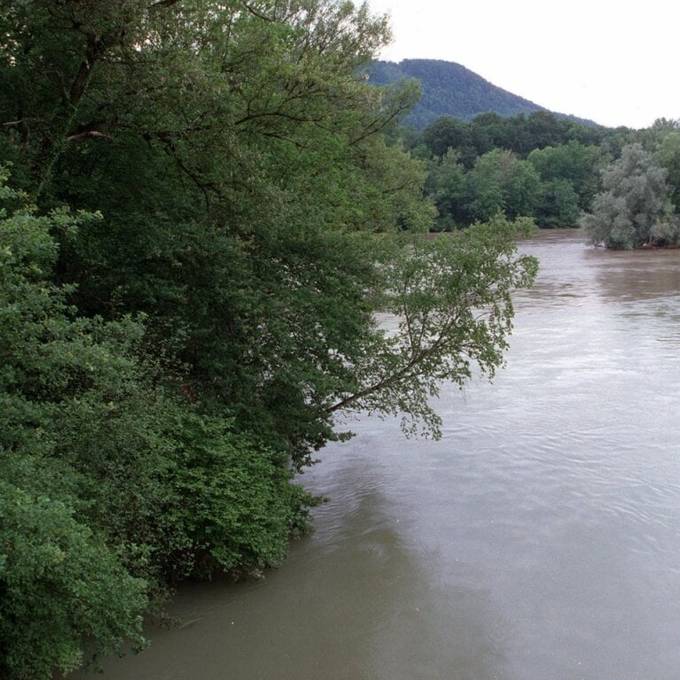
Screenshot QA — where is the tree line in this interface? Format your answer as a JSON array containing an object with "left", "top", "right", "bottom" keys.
[{"left": 408, "top": 111, "right": 680, "bottom": 248}]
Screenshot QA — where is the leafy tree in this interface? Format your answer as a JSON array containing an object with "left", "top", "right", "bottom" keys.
[
  {"left": 422, "top": 117, "right": 476, "bottom": 166},
  {"left": 515, "top": 111, "right": 572, "bottom": 153},
  {"left": 423, "top": 117, "right": 470, "bottom": 157},
  {"left": 0, "top": 3, "right": 539, "bottom": 676},
  {"left": 0, "top": 174, "right": 313, "bottom": 678},
  {"left": 535, "top": 178, "right": 581, "bottom": 227},
  {"left": 0, "top": 0, "right": 427, "bottom": 466},
  {"left": 581, "top": 144, "right": 678, "bottom": 248},
  {"left": 469, "top": 113, "right": 511, "bottom": 156},
  {"left": 467, "top": 111, "right": 604, "bottom": 158},
  {"left": 0, "top": 183, "right": 148, "bottom": 678},
  {"left": 416, "top": 114, "right": 613, "bottom": 229},
  {"left": 0, "top": 482, "right": 147, "bottom": 680},
  {"left": 426, "top": 150, "right": 469, "bottom": 229},
  {"left": 528, "top": 141, "right": 604, "bottom": 209},
  {"left": 655, "top": 131, "right": 680, "bottom": 210},
  {"left": 324, "top": 215, "right": 538, "bottom": 437},
  {"left": 468, "top": 149, "right": 541, "bottom": 221}
]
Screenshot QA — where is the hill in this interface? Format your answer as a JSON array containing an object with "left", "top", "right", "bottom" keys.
[{"left": 369, "top": 59, "right": 596, "bottom": 129}]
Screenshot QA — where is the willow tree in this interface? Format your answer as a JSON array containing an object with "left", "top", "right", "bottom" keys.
[{"left": 581, "top": 143, "right": 679, "bottom": 248}]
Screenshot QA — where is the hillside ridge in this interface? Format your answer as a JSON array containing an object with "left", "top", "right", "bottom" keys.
[{"left": 369, "top": 59, "right": 596, "bottom": 128}]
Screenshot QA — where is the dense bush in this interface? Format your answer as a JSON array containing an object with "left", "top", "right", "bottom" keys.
[
  {"left": 0, "top": 482, "right": 147, "bottom": 680},
  {"left": 581, "top": 144, "right": 679, "bottom": 248},
  {"left": 0, "top": 180, "right": 312, "bottom": 678}
]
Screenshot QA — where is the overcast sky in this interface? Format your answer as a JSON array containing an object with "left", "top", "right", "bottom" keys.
[{"left": 367, "top": 0, "right": 679, "bottom": 129}]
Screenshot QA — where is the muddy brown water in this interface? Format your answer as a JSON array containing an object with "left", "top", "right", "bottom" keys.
[{"left": 81, "top": 230, "right": 680, "bottom": 680}]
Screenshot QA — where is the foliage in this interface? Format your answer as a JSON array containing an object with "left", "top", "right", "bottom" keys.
[
  {"left": 0, "top": 175, "right": 312, "bottom": 678},
  {"left": 535, "top": 179, "right": 581, "bottom": 228},
  {"left": 0, "top": 0, "right": 434, "bottom": 466},
  {"left": 0, "top": 187, "right": 148, "bottom": 678},
  {"left": 165, "top": 414, "right": 312, "bottom": 577},
  {"left": 426, "top": 150, "right": 470, "bottom": 229},
  {"left": 581, "top": 144, "right": 678, "bottom": 248},
  {"left": 0, "top": 2, "right": 539, "bottom": 677},
  {"left": 655, "top": 131, "right": 680, "bottom": 211},
  {"left": 468, "top": 149, "right": 542, "bottom": 221},
  {"left": 412, "top": 114, "right": 610, "bottom": 229},
  {"left": 422, "top": 117, "right": 477, "bottom": 166},
  {"left": 528, "top": 141, "right": 605, "bottom": 209},
  {"left": 420, "top": 112, "right": 605, "bottom": 162},
  {"left": 0, "top": 482, "right": 147, "bottom": 680},
  {"left": 327, "top": 215, "right": 538, "bottom": 437}
]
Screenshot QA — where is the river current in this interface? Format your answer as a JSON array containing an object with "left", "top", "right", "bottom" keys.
[{"left": 86, "top": 230, "right": 680, "bottom": 680}]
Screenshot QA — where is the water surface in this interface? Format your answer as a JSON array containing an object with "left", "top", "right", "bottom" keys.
[{"left": 87, "top": 230, "right": 680, "bottom": 680}]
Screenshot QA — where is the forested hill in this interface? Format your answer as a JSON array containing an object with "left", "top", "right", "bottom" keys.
[{"left": 369, "top": 59, "right": 595, "bottom": 129}]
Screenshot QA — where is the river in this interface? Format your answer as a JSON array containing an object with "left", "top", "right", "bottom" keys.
[{"left": 83, "top": 229, "right": 680, "bottom": 680}]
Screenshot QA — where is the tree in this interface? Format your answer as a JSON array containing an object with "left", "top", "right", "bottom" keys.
[
  {"left": 468, "top": 149, "right": 541, "bottom": 221},
  {"left": 581, "top": 144, "right": 678, "bottom": 248},
  {"left": 535, "top": 179, "right": 581, "bottom": 228},
  {"left": 0, "top": 0, "right": 426, "bottom": 465},
  {"left": 324, "top": 215, "right": 538, "bottom": 437},
  {"left": 518, "top": 111, "right": 570, "bottom": 153},
  {"left": 528, "top": 141, "right": 604, "bottom": 209},
  {"left": 423, "top": 117, "right": 470, "bottom": 157},
  {"left": 426, "top": 150, "right": 469, "bottom": 229},
  {"left": 0, "top": 183, "right": 148, "bottom": 678},
  {"left": 0, "top": 173, "right": 312, "bottom": 679},
  {"left": 422, "top": 117, "right": 476, "bottom": 166},
  {"left": 0, "top": 0, "right": 539, "bottom": 468},
  {"left": 0, "top": 2, "right": 538, "bottom": 675},
  {"left": 470, "top": 112, "right": 510, "bottom": 156},
  {"left": 655, "top": 131, "right": 680, "bottom": 211}
]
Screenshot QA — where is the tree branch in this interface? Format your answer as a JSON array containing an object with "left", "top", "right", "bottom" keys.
[{"left": 66, "top": 130, "right": 113, "bottom": 142}]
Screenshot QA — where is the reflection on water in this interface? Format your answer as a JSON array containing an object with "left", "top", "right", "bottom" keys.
[{"left": 81, "top": 230, "right": 680, "bottom": 680}]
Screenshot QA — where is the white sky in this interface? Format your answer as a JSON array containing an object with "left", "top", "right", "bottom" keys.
[{"left": 367, "top": 0, "right": 680, "bottom": 129}]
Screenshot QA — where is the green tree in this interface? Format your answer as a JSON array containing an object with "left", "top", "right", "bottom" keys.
[
  {"left": 0, "top": 183, "right": 148, "bottom": 678},
  {"left": 323, "top": 215, "right": 538, "bottom": 437},
  {"left": 427, "top": 150, "right": 469, "bottom": 229},
  {"left": 0, "top": 174, "right": 314, "bottom": 678},
  {"left": 0, "top": 3, "right": 539, "bottom": 676},
  {"left": 516, "top": 111, "right": 570, "bottom": 153},
  {"left": 528, "top": 141, "right": 604, "bottom": 209},
  {"left": 0, "top": 0, "right": 429, "bottom": 465},
  {"left": 655, "top": 130, "right": 680, "bottom": 211},
  {"left": 535, "top": 178, "right": 581, "bottom": 227},
  {"left": 0, "top": 483, "right": 147, "bottom": 680},
  {"left": 470, "top": 113, "right": 510, "bottom": 156},
  {"left": 468, "top": 149, "right": 541, "bottom": 221},
  {"left": 422, "top": 117, "right": 476, "bottom": 166},
  {"left": 581, "top": 144, "right": 678, "bottom": 248}
]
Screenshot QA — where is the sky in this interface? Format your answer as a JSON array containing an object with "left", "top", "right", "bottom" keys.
[{"left": 366, "top": 0, "right": 680, "bottom": 129}]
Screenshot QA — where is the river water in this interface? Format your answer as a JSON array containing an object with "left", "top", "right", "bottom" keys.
[{"left": 86, "top": 230, "right": 680, "bottom": 680}]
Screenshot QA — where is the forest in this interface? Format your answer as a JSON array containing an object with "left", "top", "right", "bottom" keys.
[
  {"left": 410, "top": 112, "right": 680, "bottom": 246},
  {"left": 368, "top": 59, "right": 548, "bottom": 127},
  {"left": 2, "top": 2, "right": 680, "bottom": 679},
  {"left": 368, "top": 59, "right": 597, "bottom": 128}
]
